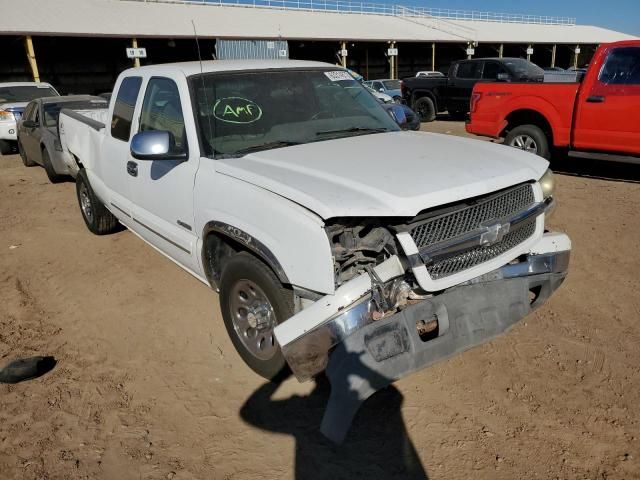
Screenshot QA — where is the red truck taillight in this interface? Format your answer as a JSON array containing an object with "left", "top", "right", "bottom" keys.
[{"left": 470, "top": 92, "right": 482, "bottom": 113}]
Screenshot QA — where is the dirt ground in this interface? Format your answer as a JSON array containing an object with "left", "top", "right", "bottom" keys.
[{"left": 1, "top": 122, "right": 640, "bottom": 479}]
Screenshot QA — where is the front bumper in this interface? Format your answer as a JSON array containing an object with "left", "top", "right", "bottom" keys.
[
  {"left": 0, "top": 121, "right": 18, "bottom": 141},
  {"left": 275, "top": 233, "right": 570, "bottom": 443}
]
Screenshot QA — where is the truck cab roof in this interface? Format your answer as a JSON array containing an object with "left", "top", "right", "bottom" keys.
[{"left": 119, "top": 59, "right": 338, "bottom": 78}]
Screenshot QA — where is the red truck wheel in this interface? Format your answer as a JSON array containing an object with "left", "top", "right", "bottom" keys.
[{"left": 505, "top": 125, "right": 550, "bottom": 160}]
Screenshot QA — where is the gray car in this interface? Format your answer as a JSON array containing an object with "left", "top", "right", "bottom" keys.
[{"left": 17, "top": 95, "right": 107, "bottom": 182}]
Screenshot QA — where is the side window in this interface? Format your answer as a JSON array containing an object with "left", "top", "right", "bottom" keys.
[
  {"left": 139, "top": 78, "right": 186, "bottom": 152},
  {"left": 456, "top": 61, "right": 482, "bottom": 79},
  {"left": 111, "top": 76, "right": 142, "bottom": 141},
  {"left": 373, "top": 81, "right": 384, "bottom": 90},
  {"left": 483, "top": 62, "right": 506, "bottom": 80},
  {"left": 599, "top": 47, "right": 640, "bottom": 85}
]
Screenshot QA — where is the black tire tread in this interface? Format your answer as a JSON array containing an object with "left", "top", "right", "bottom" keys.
[
  {"left": 42, "top": 149, "right": 66, "bottom": 183},
  {"left": 219, "top": 251, "right": 294, "bottom": 380},
  {"left": 18, "top": 141, "right": 36, "bottom": 166},
  {"left": 505, "top": 124, "right": 551, "bottom": 160},
  {"left": 75, "top": 169, "right": 120, "bottom": 235},
  {"left": 414, "top": 96, "right": 436, "bottom": 122}
]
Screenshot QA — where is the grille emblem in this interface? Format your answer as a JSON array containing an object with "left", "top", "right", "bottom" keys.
[{"left": 480, "top": 222, "right": 511, "bottom": 246}]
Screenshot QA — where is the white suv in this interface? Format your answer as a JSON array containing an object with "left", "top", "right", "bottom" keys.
[{"left": 0, "top": 82, "right": 59, "bottom": 155}]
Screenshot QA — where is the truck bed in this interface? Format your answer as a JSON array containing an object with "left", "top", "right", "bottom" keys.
[{"left": 58, "top": 108, "right": 108, "bottom": 171}]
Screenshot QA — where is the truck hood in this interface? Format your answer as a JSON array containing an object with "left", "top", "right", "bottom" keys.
[{"left": 215, "top": 131, "right": 548, "bottom": 219}]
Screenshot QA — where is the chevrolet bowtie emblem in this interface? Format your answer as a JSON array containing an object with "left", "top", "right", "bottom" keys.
[{"left": 480, "top": 222, "right": 511, "bottom": 246}]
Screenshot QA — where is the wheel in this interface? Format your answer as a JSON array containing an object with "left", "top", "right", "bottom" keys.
[
  {"left": 41, "top": 149, "right": 66, "bottom": 183},
  {"left": 413, "top": 97, "right": 436, "bottom": 122},
  {"left": 0, "top": 139, "right": 13, "bottom": 156},
  {"left": 393, "top": 96, "right": 403, "bottom": 104},
  {"left": 219, "top": 252, "right": 295, "bottom": 380},
  {"left": 18, "top": 141, "right": 35, "bottom": 166},
  {"left": 505, "top": 124, "right": 551, "bottom": 160},
  {"left": 75, "top": 168, "right": 120, "bottom": 235}
]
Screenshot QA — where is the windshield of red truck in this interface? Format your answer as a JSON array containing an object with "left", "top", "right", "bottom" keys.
[{"left": 191, "top": 69, "right": 399, "bottom": 158}]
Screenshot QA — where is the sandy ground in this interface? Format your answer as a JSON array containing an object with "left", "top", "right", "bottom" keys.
[{"left": 1, "top": 122, "right": 640, "bottom": 479}]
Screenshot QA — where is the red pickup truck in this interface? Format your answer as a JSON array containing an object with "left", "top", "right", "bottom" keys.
[{"left": 466, "top": 40, "right": 640, "bottom": 162}]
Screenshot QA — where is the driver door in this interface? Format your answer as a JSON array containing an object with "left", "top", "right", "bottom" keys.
[{"left": 128, "top": 76, "right": 201, "bottom": 273}]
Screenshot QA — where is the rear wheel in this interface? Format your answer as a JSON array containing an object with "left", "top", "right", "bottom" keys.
[
  {"left": 18, "top": 141, "right": 35, "bottom": 166},
  {"left": 41, "top": 149, "right": 66, "bottom": 183},
  {"left": 414, "top": 97, "right": 436, "bottom": 122},
  {"left": 505, "top": 124, "right": 551, "bottom": 160},
  {"left": 219, "top": 252, "right": 294, "bottom": 380},
  {"left": 75, "top": 169, "right": 120, "bottom": 235}
]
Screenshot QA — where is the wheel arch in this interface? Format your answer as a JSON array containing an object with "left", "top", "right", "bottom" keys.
[
  {"left": 501, "top": 109, "right": 554, "bottom": 146},
  {"left": 201, "top": 221, "right": 290, "bottom": 290},
  {"left": 411, "top": 90, "right": 438, "bottom": 111}
]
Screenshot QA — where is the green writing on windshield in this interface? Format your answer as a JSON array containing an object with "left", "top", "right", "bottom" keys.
[{"left": 213, "top": 97, "right": 263, "bottom": 124}]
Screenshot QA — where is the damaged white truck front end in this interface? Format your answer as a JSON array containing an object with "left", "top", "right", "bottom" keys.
[{"left": 271, "top": 169, "right": 569, "bottom": 442}]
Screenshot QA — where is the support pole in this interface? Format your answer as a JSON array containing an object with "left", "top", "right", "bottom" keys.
[
  {"left": 340, "top": 41, "right": 347, "bottom": 68},
  {"left": 551, "top": 44, "right": 557, "bottom": 67},
  {"left": 392, "top": 41, "right": 397, "bottom": 79},
  {"left": 431, "top": 42, "right": 436, "bottom": 71},
  {"left": 527, "top": 44, "right": 532, "bottom": 62},
  {"left": 499, "top": 43, "right": 504, "bottom": 58},
  {"left": 132, "top": 38, "right": 141, "bottom": 68},
  {"left": 24, "top": 36, "right": 40, "bottom": 82},
  {"left": 574, "top": 44, "right": 580, "bottom": 69},
  {"left": 365, "top": 48, "right": 369, "bottom": 80}
]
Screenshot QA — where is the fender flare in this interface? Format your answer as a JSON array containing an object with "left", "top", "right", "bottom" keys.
[{"left": 201, "top": 220, "right": 290, "bottom": 289}]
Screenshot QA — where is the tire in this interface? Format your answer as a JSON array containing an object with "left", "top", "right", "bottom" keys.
[
  {"left": 413, "top": 96, "right": 436, "bottom": 122},
  {"left": 393, "top": 96, "right": 403, "bottom": 104},
  {"left": 41, "top": 148, "right": 66, "bottom": 183},
  {"left": 219, "top": 251, "right": 295, "bottom": 380},
  {"left": 505, "top": 124, "right": 551, "bottom": 160},
  {"left": 18, "top": 141, "right": 36, "bottom": 166},
  {"left": 75, "top": 168, "right": 120, "bottom": 235},
  {"left": 0, "top": 139, "right": 13, "bottom": 156}
]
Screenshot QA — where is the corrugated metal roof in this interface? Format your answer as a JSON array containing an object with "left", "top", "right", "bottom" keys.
[{"left": 0, "top": 0, "right": 636, "bottom": 44}]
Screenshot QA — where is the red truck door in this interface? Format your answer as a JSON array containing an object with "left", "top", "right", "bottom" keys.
[{"left": 573, "top": 45, "right": 640, "bottom": 156}]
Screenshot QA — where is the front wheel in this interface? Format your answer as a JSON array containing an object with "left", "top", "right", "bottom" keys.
[
  {"left": 0, "top": 139, "right": 13, "bottom": 156},
  {"left": 505, "top": 124, "right": 551, "bottom": 160},
  {"left": 219, "top": 252, "right": 294, "bottom": 380},
  {"left": 18, "top": 141, "right": 35, "bottom": 166}
]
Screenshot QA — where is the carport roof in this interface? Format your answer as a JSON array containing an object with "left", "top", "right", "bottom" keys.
[{"left": 0, "top": 0, "right": 637, "bottom": 44}]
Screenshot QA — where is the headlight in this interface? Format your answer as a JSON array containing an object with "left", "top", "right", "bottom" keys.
[
  {"left": 539, "top": 168, "right": 555, "bottom": 199},
  {"left": 0, "top": 110, "right": 13, "bottom": 121}
]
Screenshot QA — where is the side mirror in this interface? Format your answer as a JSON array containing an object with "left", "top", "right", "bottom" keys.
[
  {"left": 379, "top": 88, "right": 385, "bottom": 92},
  {"left": 130, "top": 130, "right": 187, "bottom": 161},
  {"left": 386, "top": 104, "right": 408, "bottom": 129},
  {"left": 22, "top": 120, "right": 38, "bottom": 129},
  {"left": 496, "top": 72, "right": 510, "bottom": 82}
]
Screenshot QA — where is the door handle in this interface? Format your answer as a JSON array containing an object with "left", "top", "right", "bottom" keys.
[
  {"left": 126, "top": 161, "right": 138, "bottom": 177},
  {"left": 586, "top": 95, "right": 605, "bottom": 103}
]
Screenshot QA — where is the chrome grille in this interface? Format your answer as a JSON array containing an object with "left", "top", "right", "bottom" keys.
[
  {"left": 409, "top": 183, "right": 536, "bottom": 279},
  {"left": 411, "top": 183, "right": 535, "bottom": 248},
  {"left": 427, "top": 219, "right": 536, "bottom": 279}
]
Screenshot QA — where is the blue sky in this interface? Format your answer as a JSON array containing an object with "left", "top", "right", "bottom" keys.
[{"left": 399, "top": 0, "right": 640, "bottom": 35}]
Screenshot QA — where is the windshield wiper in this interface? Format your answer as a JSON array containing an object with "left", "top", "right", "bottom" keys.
[
  {"left": 220, "top": 141, "right": 302, "bottom": 158},
  {"left": 315, "top": 127, "right": 389, "bottom": 138}
]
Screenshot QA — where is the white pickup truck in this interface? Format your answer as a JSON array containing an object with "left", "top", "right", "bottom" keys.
[{"left": 60, "top": 60, "right": 570, "bottom": 442}]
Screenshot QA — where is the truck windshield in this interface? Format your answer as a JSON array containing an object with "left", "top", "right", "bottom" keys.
[
  {"left": 191, "top": 69, "right": 400, "bottom": 158},
  {"left": 382, "top": 80, "right": 401, "bottom": 90},
  {"left": 43, "top": 100, "right": 107, "bottom": 127},
  {"left": 502, "top": 59, "right": 544, "bottom": 80},
  {"left": 0, "top": 86, "right": 59, "bottom": 103}
]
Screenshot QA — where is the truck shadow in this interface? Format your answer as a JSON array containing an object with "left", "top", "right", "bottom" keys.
[
  {"left": 240, "top": 368, "right": 429, "bottom": 480},
  {"left": 551, "top": 152, "right": 640, "bottom": 184}
]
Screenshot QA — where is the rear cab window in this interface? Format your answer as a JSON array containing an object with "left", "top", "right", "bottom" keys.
[{"left": 111, "top": 76, "right": 142, "bottom": 141}]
